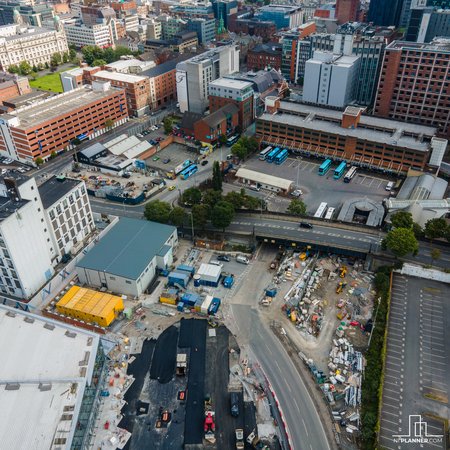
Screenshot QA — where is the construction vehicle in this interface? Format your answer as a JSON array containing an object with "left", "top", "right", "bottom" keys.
[
  {"left": 339, "top": 266, "right": 347, "bottom": 278},
  {"left": 235, "top": 429, "right": 244, "bottom": 449},
  {"left": 204, "top": 395, "right": 216, "bottom": 444},
  {"left": 299, "top": 245, "right": 312, "bottom": 261},
  {"left": 336, "top": 281, "right": 347, "bottom": 294},
  {"left": 176, "top": 353, "right": 187, "bottom": 376},
  {"left": 246, "top": 430, "right": 261, "bottom": 448}
]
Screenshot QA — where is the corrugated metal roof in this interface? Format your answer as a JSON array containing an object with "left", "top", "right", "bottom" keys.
[{"left": 236, "top": 167, "right": 292, "bottom": 190}]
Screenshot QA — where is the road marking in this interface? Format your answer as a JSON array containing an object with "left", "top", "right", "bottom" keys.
[{"left": 302, "top": 418, "right": 309, "bottom": 437}]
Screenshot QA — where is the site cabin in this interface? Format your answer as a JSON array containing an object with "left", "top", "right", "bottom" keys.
[{"left": 176, "top": 353, "right": 187, "bottom": 376}]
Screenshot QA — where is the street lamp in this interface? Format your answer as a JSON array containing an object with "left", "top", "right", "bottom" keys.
[{"left": 188, "top": 211, "right": 195, "bottom": 243}]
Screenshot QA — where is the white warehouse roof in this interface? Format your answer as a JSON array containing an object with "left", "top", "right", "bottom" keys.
[
  {"left": 197, "top": 263, "right": 221, "bottom": 280},
  {"left": 0, "top": 305, "right": 100, "bottom": 450},
  {"left": 236, "top": 167, "right": 293, "bottom": 191}
]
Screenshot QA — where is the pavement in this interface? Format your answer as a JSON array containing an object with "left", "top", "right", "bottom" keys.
[{"left": 379, "top": 274, "right": 449, "bottom": 450}]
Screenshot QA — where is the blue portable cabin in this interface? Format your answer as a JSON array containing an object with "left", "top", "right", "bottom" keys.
[
  {"left": 168, "top": 271, "right": 189, "bottom": 288},
  {"left": 208, "top": 297, "right": 221, "bottom": 315},
  {"left": 177, "top": 302, "right": 185, "bottom": 312},
  {"left": 265, "top": 288, "right": 277, "bottom": 297},
  {"left": 177, "top": 264, "right": 195, "bottom": 277},
  {"left": 181, "top": 292, "right": 201, "bottom": 306}
]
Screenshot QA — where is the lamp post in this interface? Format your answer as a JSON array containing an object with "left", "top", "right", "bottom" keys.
[{"left": 189, "top": 211, "right": 195, "bottom": 243}]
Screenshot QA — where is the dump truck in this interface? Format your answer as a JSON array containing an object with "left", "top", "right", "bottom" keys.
[
  {"left": 176, "top": 353, "right": 187, "bottom": 376},
  {"left": 235, "top": 429, "right": 244, "bottom": 449}
]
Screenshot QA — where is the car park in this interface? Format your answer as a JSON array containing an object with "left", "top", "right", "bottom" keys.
[{"left": 209, "top": 260, "right": 223, "bottom": 268}]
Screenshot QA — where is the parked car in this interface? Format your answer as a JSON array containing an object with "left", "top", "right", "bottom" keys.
[
  {"left": 209, "top": 260, "right": 223, "bottom": 268},
  {"left": 217, "top": 255, "right": 230, "bottom": 262},
  {"left": 236, "top": 255, "right": 249, "bottom": 265},
  {"left": 201, "top": 160, "right": 208, "bottom": 166},
  {"left": 163, "top": 158, "right": 171, "bottom": 164},
  {"left": 290, "top": 189, "right": 303, "bottom": 197},
  {"left": 168, "top": 185, "right": 176, "bottom": 191},
  {"left": 152, "top": 156, "right": 160, "bottom": 161},
  {"left": 299, "top": 222, "right": 313, "bottom": 229}
]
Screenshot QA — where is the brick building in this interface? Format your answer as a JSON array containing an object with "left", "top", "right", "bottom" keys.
[
  {"left": 374, "top": 39, "right": 450, "bottom": 139},
  {"left": 247, "top": 43, "right": 282, "bottom": 71},
  {"left": 194, "top": 104, "right": 239, "bottom": 144},
  {"left": 0, "top": 82, "right": 128, "bottom": 164},
  {"left": 228, "top": 16, "right": 276, "bottom": 42},
  {"left": 335, "top": 0, "right": 359, "bottom": 24},
  {"left": 0, "top": 72, "right": 31, "bottom": 104},
  {"left": 256, "top": 101, "right": 447, "bottom": 174}
]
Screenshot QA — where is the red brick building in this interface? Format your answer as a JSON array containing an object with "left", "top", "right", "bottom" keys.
[
  {"left": 228, "top": 15, "right": 277, "bottom": 42},
  {"left": 194, "top": 104, "right": 239, "bottom": 144},
  {"left": 335, "top": 0, "right": 359, "bottom": 24},
  {"left": 0, "top": 74, "right": 31, "bottom": 105},
  {"left": 374, "top": 40, "right": 450, "bottom": 139},
  {"left": 0, "top": 83, "right": 128, "bottom": 164},
  {"left": 247, "top": 43, "right": 282, "bottom": 71}
]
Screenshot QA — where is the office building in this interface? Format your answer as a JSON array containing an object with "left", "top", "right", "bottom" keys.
[
  {"left": 257, "top": 102, "right": 447, "bottom": 174},
  {"left": 172, "top": 2, "right": 215, "bottom": 20},
  {"left": 0, "top": 72, "right": 30, "bottom": 104},
  {"left": 158, "top": 15, "right": 186, "bottom": 40},
  {"left": 0, "top": 2, "right": 54, "bottom": 27},
  {"left": 144, "top": 31, "right": 198, "bottom": 54},
  {"left": 336, "top": 0, "right": 360, "bottom": 24},
  {"left": 247, "top": 43, "right": 283, "bottom": 71},
  {"left": 367, "top": 0, "right": 404, "bottom": 26},
  {"left": 303, "top": 51, "right": 360, "bottom": 108},
  {"left": 76, "top": 218, "right": 178, "bottom": 297},
  {"left": 0, "top": 83, "right": 128, "bottom": 164},
  {"left": 209, "top": 78, "right": 254, "bottom": 129},
  {"left": 228, "top": 16, "right": 277, "bottom": 42},
  {"left": 211, "top": 0, "right": 238, "bottom": 27},
  {"left": 63, "top": 22, "right": 114, "bottom": 48},
  {"left": 186, "top": 17, "right": 216, "bottom": 44},
  {"left": 0, "top": 25, "right": 68, "bottom": 71},
  {"left": 176, "top": 45, "right": 239, "bottom": 113},
  {"left": 146, "top": 18, "right": 162, "bottom": 40},
  {"left": 374, "top": 39, "right": 450, "bottom": 138},
  {"left": 406, "top": 7, "right": 450, "bottom": 42},
  {"left": 256, "top": 4, "right": 303, "bottom": 30}
]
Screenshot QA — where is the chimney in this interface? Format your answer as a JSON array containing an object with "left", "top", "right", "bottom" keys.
[{"left": 341, "top": 106, "right": 363, "bottom": 129}]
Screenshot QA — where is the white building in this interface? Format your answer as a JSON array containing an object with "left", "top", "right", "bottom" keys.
[
  {"left": 0, "top": 25, "right": 68, "bottom": 71},
  {"left": 76, "top": 218, "right": 178, "bottom": 297},
  {"left": 63, "top": 22, "right": 113, "bottom": 48},
  {"left": 0, "top": 305, "right": 102, "bottom": 450},
  {"left": 303, "top": 51, "right": 360, "bottom": 108},
  {"left": 146, "top": 18, "right": 162, "bottom": 40},
  {"left": 176, "top": 45, "right": 240, "bottom": 114}
]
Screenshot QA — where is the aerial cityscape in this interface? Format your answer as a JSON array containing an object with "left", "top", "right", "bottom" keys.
[{"left": 0, "top": 0, "right": 449, "bottom": 448}]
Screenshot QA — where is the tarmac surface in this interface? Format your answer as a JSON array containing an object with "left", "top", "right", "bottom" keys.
[{"left": 150, "top": 325, "right": 179, "bottom": 384}]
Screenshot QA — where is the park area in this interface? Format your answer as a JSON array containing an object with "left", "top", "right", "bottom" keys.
[{"left": 29, "top": 70, "right": 68, "bottom": 93}]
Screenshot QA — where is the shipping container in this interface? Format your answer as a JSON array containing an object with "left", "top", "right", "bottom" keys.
[
  {"left": 265, "top": 288, "right": 277, "bottom": 298},
  {"left": 181, "top": 292, "right": 201, "bottom": 306},
  {"left": 194, "top": 298, "right": 204, "bottom": 312},
  {"left": 168, "top": 271, "right": 189, "bottom": 288},
  {"left": 177, "top": 264, "right": 195, "bottom": 276},
  {"left": 177, "top": 302, "right": 185, "bottom": 312},
  {"left": 160, "top": 296, "right": 177, "bottom": 305}
]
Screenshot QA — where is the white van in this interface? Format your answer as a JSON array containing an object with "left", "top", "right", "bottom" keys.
[
  {"left": 236, "top": 255, "right": 249, "bottom": 265},
  {"left": 385, "top": 181, "right": 395, "bottom": 192}
]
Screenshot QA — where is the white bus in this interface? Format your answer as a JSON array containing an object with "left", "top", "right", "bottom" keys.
[
  {"left": 344, "top": 166, "right": 357, "bottom": 183},
  {"left": 324, "top": 207, "right": 335, "bottom": 220},
  {"left": 314, "top": 202, "right": 328, "bottom": 218},
  {"left": 259, "top": 146, "right": 272, "bottom": 161}
]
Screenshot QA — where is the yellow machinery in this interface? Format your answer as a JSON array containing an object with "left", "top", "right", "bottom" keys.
[
  {"left": 339, "top": 266, "right": 347, "bottom": 278},
  {"left": 336, "top": 281, "right": 347, "bottom": 294},
  {"left": 56, "top": 286, "right": 124, "bottom": 327}
]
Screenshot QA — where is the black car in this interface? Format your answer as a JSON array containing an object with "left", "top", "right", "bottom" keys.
[
  {"left": 299, "top": 222, "right": 313, "bottom": 229},
  {"left": 201, "top": 160, "right": 208, "bottom": 166},
  {"left": 230, "top": 392, "right": 239, "bottom": 417},
  {"left": 217, "top": 255, "right": 230, "bottom": 262}
]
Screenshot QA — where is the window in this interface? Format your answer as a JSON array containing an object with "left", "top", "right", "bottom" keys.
[{"left": 125, "top": 280, "right": 132, "bottom": 284}]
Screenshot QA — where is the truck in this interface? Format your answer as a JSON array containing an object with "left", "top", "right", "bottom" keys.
[
  {"left": 235, "top": 429, "right": 244, "bottom": 449},
  {"left": 176, "top": 353, "right": 187, "bottom": 376}
]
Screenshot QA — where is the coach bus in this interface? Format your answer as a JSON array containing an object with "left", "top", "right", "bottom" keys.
[
  {"left": 314, "top": 202, "right": 328, "bottom": 218},
  {"left": 343, "top": 166, "right": 357, "bottom": 183},
  {"left": 180, "top": 164, "right": 198, "bottom": 180},
  {"left": 324, "top": 207, "right": 335, "bottom": 220},
  {"left": 274, "top": 149, "right": 289, "bottom": 165},
  {"left": 318, "top": 159, "right": 332, "bottom": 175},
  {"left": 259, "top": 146, "right": 272, "bottom": 161},
  {"left": 226, "top": 135, "right": 239, "bottom": 146},
  {"left": 333, "top": 161, "right": 347, "bottom": 180},
  {"left": 266, "top": 147, "right": 282, "bottom": 163}
]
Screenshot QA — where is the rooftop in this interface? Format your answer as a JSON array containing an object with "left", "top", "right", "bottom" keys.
[
  {"left": 201, "top": 103, "right": 239, "bottom": 128},
  {"left": 258, "top": 4, "right": 302, "bottom": 12},
  {"left": 0, "top": 305, "right": 99, "bottom": 450},
  {"left": 209, "top": 77, "right": 253, "bottom": 90},
  {"left": 0, "top": 26, "right": 58, "bottom": 42},
  {"left": 141, "top": 55, "right": 190, "bottom": 78},
  {"left": 38, "top": 175, "right": 81, "bottom": 209},
  {"left": 76, "top": 217, "right": 176, "bottom": 280},
  {"left": 0, "top": 195, "right": 29, "bottom": 221},
  {"left": 259, "top": 101, "right": 439, "bottom": 152},
  {"left": 93, "top": 70, "right": 147, "bottom": 83},
  {"left": 79, "top": 142, "right": 107, "bottom": 160},
  {"left": 105, "top": 58, "right": 155, "bottom": 72},
  {"left": 236, "top": 167, "right": 292, "bottom": 190},
  {"left": 250, "top": 43, "right": 282, "bottom": 54},
  {"left": 2, "top": 85, "right": 124, "bottom": 129},
  {"left": 387, "top": 37, "right": 450, "bottom": 52}
]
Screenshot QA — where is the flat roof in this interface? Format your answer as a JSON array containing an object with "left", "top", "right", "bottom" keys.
[
  {"left": 209, "top": 77, "right": 253, "bottom": 90},
  {"left": 236, "top": 167, "right": 293, "bottom": 190},
  {"left": 94, "top": 70, "right": 147, "bottom": 83},
  {"left": 76, "top": 217, "right": 176, "bottom": 280},
  {"left": 197, "top": 263, "right": 221, "bottom": 278},
  {"left": 387, "top": 38, "right": 450, "bottom": 52},
  {"left": 5, "top": 85, "right": 123, "bottom": 129},
  {"left": 0, "top": 195, "right": 29, "bottom": 221},
  {"left": 0, "top": 305, "right": 99, "bottom": 450},
  {"left": 79, "top": 142, "right": 107, "bottom": 159},
  {"left": 38, "top": 175, "right": 81, "bottom": 209},
  {"left": 258, "top": 101, "right": 439, "bottom": 152}
]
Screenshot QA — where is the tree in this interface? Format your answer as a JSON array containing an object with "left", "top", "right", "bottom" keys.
[
  {"left": 231, "top": 142, "right": 247, "bottom": 160},
  {"left": 224, "top": 191, "right": 245, "bottom": 209},
  {"left": 202, "top": 189, "right": 222, "bottom": 207},
  {"left": 212, "top": 161, "right": 222, "bottom": 191},
  {"left": 182, "top": 187, "right": 202, "bottom": 205},
  {"left": 192, "top": 204, "right": 209, "bottom": 229},
  {"left": 8, "top": 64, "right": 19, "bottom": 74},
  {"left": 69, "top": 47, "right": 77, "bottom": 61},
  {"left": 52, "top": 52, "right": 62, "bottom": 65},
  {"left": 218, "top": 134, "right": 227, "bottom": 146},
  {"left": 391, "top": 211, "right": 413, "bottom": 229},
  {"left": 62, "top": 52, "right": 69, "bottom": 63},
  {"left": 82, "top": 45, "right": 104, "bottom": 65},
  {"left": 430, "top": 248, "right": 441, "bottom": 266},
  {"left": 412, "top": 222, "right": 424, "bottom": 239},
  {"left": 211, "top": 201, "right": 235, "bottom": 231},
  {"left": 37, "top": 62, "right": 45, "bottom": 71},
  {"left": 92, "top": 59, "right": 107, "bottom": 67},
  {"left": 18, "top": 61, "right": 31, "bottom": 75},
  {"left": 144, "top": 200, "right": 171, "bottom": 223},
  {"left": 163, "top": 117, "right": 173, "bottom": 135},
  {"left": 287, "top": 199, "right": 307, "bottom": 216},
  {"left": 35, "top": 156, "right": 44, "bottom": 166},
  {"left": 424, "top": 217, "right": 448, "bottom": 241},
  {"left": 243, "top": 194, "right": 260, "bottom": 210},
  {"left": 169, "top": 206, "right": 186, "bottom": 227},
  {"left": 50, "top": 151, "right": 57, "bottom": 159},
  {"left": 382, "top": 228, "right": 419, "bottom": 258},
  {"left": 30, "top": 71, "right": 38, "bottom": 81}
]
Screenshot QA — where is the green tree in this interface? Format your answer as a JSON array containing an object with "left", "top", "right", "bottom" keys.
[
  {"left": 82, "top": 45, "right": 104, "bottom": 65},
  {"left": 202, "top": 189, "right": 222, "bottom": 207},
  {"left": 35, "top": 156, "right": 44, "bottom": 166},
  {"left": 104, "top": 118, "right": 114, "bottom": 130},
  {"left": 218, "top": 134, "right": 227, "bottom": 146},
  {"left": 412, "top": 222, "right": 424, "bottom": 239},
  {"left": 44, "top": 62, "right": 49, "bottom": 69},
  {"left": 62, "top": 52, "right": 69, "bottom": 63},
  {"left": 391, "top": 211, "right": 413, "bottom": 229},
  {"left": 30, "top": 71, "right": 38, "bottom": 81},
  {"left": 243, "top": 194, "right": 260, "bottom": 210},
  {"left": 224, "top": 191, "right": 245, "bottom": 209},
  {"left": 163, "top": 117, "right": 173, "bottom": 135},
  {"left": 114, "top": 45, "right": 133, "bottom": 60},
  {"left": 382, "top": 227, "right": 419, "bottom": 258},
  {"left": 50, "top": 151, "right": 57, "bottom": 159},
  {"left": 37, "top": 62, "right": 45, "bottom": 71},
  {"left": 211, "top": 201, "right": 235, "bottom": 231},
  {"left": 192, "top": 204, "right": 209, "bottom": 229},
  {"left": 231, "top": 142, "right": 247, "bottom": 160},
  {"left": 53, "top": 52, "right": 62, "bottom": 64},
  {"left": 8, "top": 64, "right": 19, "bottom": 74},
  {"left": 144, "top": 200, "right": 171, "bottom": 223},
  {"left": 92, "top": 58, "right": 107, "bottom": 67},
  {"left": 169, "top": 206, "right": 186, "bottom": 227},
  {"left": 18, "top": 61, "right": 32, "bottom": 75},
  {"left": 69, "top": 47, "right": 77, "bottom": 61},
  {"left": 212, "top": 161, "right": 222, "bottom": 191},
  {"left": 287, "top": 199, "right": 307, "bottom": 216},
  {"left": 424, "top": 217, "right": 448, "bottom": 241},
  {"left": 430, "top": 248, "right": 441, "bottom": 267},
  {"left": 182, "top": 187, "right": 202, "bottom": 205}
]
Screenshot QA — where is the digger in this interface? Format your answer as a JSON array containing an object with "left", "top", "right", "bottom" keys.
[
  {"left": 336, "top": 281, "right": 347, "bottom": 294},
  {"left": 339, "top": 265, "right": 347, "bottom": 278}
]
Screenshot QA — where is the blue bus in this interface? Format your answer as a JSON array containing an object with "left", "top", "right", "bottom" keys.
[
  {"left": 333, "top": 161, "right": 347, "bottom": 180},
  {"left": 274, "top": 149, "right": 288, "bottom": 165},
  {"left": 318, "top": 159, "right": 332, "bottom": 175},
  {"left": 180, "top": 164, "right": 198, "bottom": 180},
  {"left": 266, "top": 147, "right": 281, "bottom": 163}
]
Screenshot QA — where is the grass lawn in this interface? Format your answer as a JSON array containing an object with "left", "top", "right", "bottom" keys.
[{"left": 29, "top": 66, "right": 76, "bottom": 93}]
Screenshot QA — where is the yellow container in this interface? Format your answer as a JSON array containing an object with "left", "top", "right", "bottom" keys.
[{"left": 160, "top": 296, "right": 177, "bottom": 305}]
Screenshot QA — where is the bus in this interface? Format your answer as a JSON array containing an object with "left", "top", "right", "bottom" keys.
[
  {"left": 259, "top": 146, "right": 272, "bottom": 161},
  {"left": 180, "top": 164, "right": 198, "bottom": 180},
  {"left": 343, "top": 166, "right": 357, "bottom": 183},
  {"left": 314, "top": 202, "right": 328, "bottom": 218},
  {"left": 324, "top": 207, "right": 335, "bottom": 220},
  {"left": 226, "top": 135, "right": 239, "bottom": 146},
  {"left": 266, "top": 147, "right": 282, "bottom": 163},
  {"left": 333, "top": 161, "right": 347, "bottom": 180},
  {"left": 166, "top": 159, "right": 192, "bottom": 179},
  {"left": 274, "top": 149, "right": 289, "bottom": 165},
  {"left": 318, "top": 159, "right": 332, "bottom": 175}
]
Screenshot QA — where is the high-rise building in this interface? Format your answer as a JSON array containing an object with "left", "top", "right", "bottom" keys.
[
  {"left": 176, "top": 46, "right": 240, "bottom": 113},
  {"left": 63, "top": 22, "right": 114, "bottom": 48},
  {"left": 336, "top": 0, "right": 360, "bottom": 24},
  {"left": 367, "top": 0, "right": 405, "bottom": 26},
  {"left": 374, "top": 38, "right": 450, "bottom": 138},
  {"left": 0, "top": 2, "right": 54, "bottom": 27},
  {"left": 256, "top": 4, "right": 303, "bottom": 30},
  {"left": 211, "top": 0, "right": 238, "bottom": 27},
  {"left": 406, "top": 7, "right": 450, "bottom": 42},
  {"left": 247, "top": 43, "right": 283, "bottom": 71},
  {"left": 186, "top": 17, "right": 216, "bottom": 44}
]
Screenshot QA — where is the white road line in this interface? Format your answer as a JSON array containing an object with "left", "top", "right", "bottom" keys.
[{"left": 302, "top": 418, "right": 309, "bottom": 437}]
